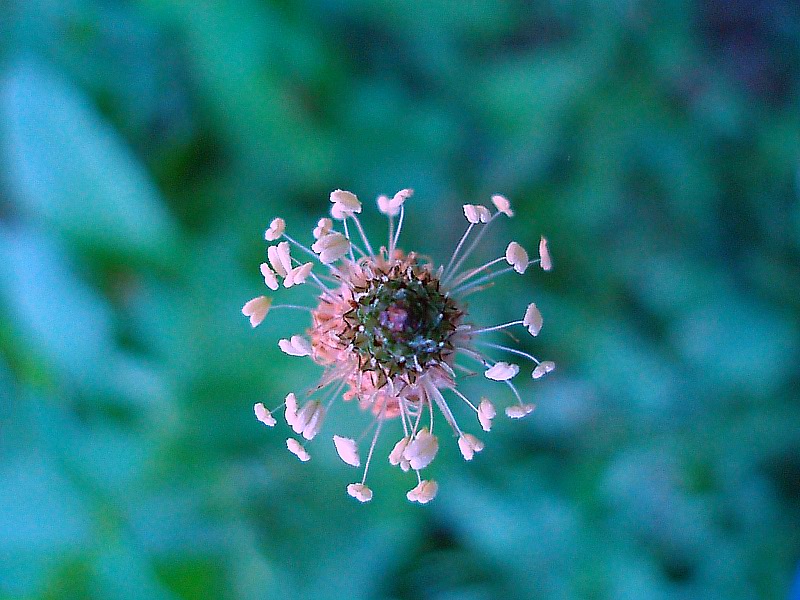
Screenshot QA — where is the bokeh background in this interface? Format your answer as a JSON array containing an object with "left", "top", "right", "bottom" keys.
[{"left": 1, "top": 1, "right": 799, "bottom": 599}]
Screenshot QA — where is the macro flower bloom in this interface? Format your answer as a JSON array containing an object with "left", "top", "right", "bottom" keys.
[{"left": 243, "top": 189, "right": 554, "bottom": 503}]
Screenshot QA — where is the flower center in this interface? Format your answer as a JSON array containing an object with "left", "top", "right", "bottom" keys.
[
  {"left": 343, "top": 257, "right": 464, "bottom": 377},
  {"left": 379, "top": 302, "right": 412, "bottom": 333}
]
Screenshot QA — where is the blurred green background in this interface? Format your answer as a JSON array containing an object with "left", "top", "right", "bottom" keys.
[{"left": 1, "top": 1, "right": 799, "bottom": 599}]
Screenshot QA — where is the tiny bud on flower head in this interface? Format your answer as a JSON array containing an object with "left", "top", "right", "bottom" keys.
[
  {"left": 254, "top": 402, "right": 276, "bottom": 427},
  {"left": 463, "top": 204, "right": 491, "bottom": 224},
  {"left": 491, "top": 194, "right": 514, "bottom": 217},
  {"left": 484, "top": 362, "right": 519, "bottom": 381},
  {"left": 311, "top": 232, "right": 350, "bottom": 264},
  {"left": 477, "top": 398, "right": 496, "bottom": 432},
  {"left": 539, "top": 236, "right": 552, "bottom": 271},
  {"left": 347, "top": 483, "right": 373, "bottom": 502},
  {"left": 532, "top": 361, "right": 556, "bottom": 379},
  {"left": 259, "top": 263, "right": 280, "bottom": 290},
  {"left": 286, "top": 438, "right": 311, "bottom": 461},
  {"left": 278, "top": 335, "right": 312, "bottom": 357},
  {"left": 333, "top": 435, "right": 361, "bottom": 467},
  {"left": 458, "top": 434, "right": 485, "bottom": 461},
  {"left": 505, "top": 403, "right": 536, "bottom": 419},
  {"left": 242, "top": 296, "right": 272, "bottom": 328},
  {"left": 407, "top": 480, "right": 438, "bottom": 504},
  {"left": 523, "top": 303, "right": 543, "bottom": 336},
  {"left": 505, "top": 242, "right": 529, "bottom": 274},
  {"left": 403, "top": 428, "right": 438, "bottom": 471},
  {"left": 264, "top": 217, "right": 286, "bottom": 241}
]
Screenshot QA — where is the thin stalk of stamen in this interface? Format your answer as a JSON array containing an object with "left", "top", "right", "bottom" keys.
[
  {"left": 272, "top": 304, "right": 314, "bottom": 313},
  {"left": 469, "top": 320, "right": 524, "bottom": 335},
  {"left": 427, "top": 383, "right": 463, "bottom": 436},
  {"left": 350, "top": 214, "right": 375, "bottom": 257},
  {"left": 391, "top": 204, "right": 406, "bottom": 253},
  {"left": 415, "top": 469, "right": 422, "bottom": 484},
  {"left": 289, "top": 256, "right": 327, "bottom": 291},
  {"left": 356, "top": 414, "right": 379, "bottom": 444},
  {"left": 410, "top": 399, "right": 424, "bottom": 437},
  {"left": 282, "top": 234, "right": 319, "bottom": 262},
  {"left": 451, "top": 265, "right": 513, "bottom": 294},
  {"left": 449, "top": 387, "right": 479, "bottom": 413},
  {"left": 446, "top": 212, "right": 502, "bottom": 281},
  {"left": 452, "top": 259, "right": 541, "bottom": 295},
  {"left": 458, "top": 282, "right": 496, "bottom": 299},
  {"left": 398, "top": 397, "right": 411, "bottom": 438},
  {"left": 322, "top": 380, "right": 348, "bottom": 410},
  {"left": 476, "top": 341, "right": 541, "bottom": 364},
  {"left": 443, "top": 224, "right": 474, "bottom": 280},
  {"left": 448, "top": 256, "right": 506, "bottom": 288},
  {"left": 387, "top": 216, "right": 395, "bottom": 257},
  {"left": 455, "top": 346, "right": 489, "bottom": 366},
  {"left": 342, "top": 220, "right": 357, "bottom": 262},
  {"left": 454, "top": 363, "right": 479, "bottom": 376},
  {"left": 360, "top": 403, "right": 386, "bottom": 484},
  {"left": 504, "top": 380, "right": 525, "bottom": 406}
]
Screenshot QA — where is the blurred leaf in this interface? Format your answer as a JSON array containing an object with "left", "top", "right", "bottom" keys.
[
  {"left": 0, "top": 59, "right": 180, "bottom": 264},
  {"left": 0, "top": 224, "right": 114, "bottom": 386}
]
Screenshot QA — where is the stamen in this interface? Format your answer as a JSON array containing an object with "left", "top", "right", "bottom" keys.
[
  {"left": 450, "top": 259, "right": 540, "bottom": 295},
  {"left": 282, "top": 234, "right": 320, "bottom": 262},
  {"left": 443, "top": 223, "right": 474, "bottom": 280},
  {"left": 271, "top": 304, "right": 314, "bottom": 313},
  {"left": 447, "top": 256, "right": 506, "bottom": 288},
  {"left": 391, "top": 204, "right": 405, "bottom": 254},
  {"left": 426, "top": 382, "right": 463, "bottom": 436},
  {"left": 342, "top": 220, "right": 357, "bottom": 262},
  {"left": 469, "top": 320, "right": 524, "bottom": 335},
  {"left": 449, "top": 386, "right": 479, "bottom": 413},
  {"left": 445, "top": 211, "right": 502, "bottom": 281},
  {"left": 504, "top": 380, "right": 525, "bottom": 407},
  {"left": 475, "top": 341, "right": 542, "bottom": 364},
  {"left": 360, "top": 403, "right": 386, "bottom": 484},
  {"left": 350, "top": 214, "right": 375, "bottom": 257}
]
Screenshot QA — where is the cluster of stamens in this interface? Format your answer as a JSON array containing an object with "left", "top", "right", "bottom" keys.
[{"left": 243, "top": 190, "right": 554, "bottom": 503}]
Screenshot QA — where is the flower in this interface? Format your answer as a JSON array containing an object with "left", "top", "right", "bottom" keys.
[{"left": 244, "top": 189, "right": 554, "bottom": 502}]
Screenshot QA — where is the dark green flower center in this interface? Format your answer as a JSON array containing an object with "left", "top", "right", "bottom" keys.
[{"left": 343, "top": 260, "right": 463, "bottom": 378}]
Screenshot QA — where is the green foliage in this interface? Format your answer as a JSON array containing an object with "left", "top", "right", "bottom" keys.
[{"left": 0, "top": 1, "right": 799, "bottom": 599}]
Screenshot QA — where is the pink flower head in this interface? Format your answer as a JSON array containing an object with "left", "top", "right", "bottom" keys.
[{"left": 244, "top": 190, "right": 554, "bottom": 502}]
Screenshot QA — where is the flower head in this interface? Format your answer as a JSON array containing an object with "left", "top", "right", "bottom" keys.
[{"left": 243, "top": 190, "right": 554, "bottom": 502}]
